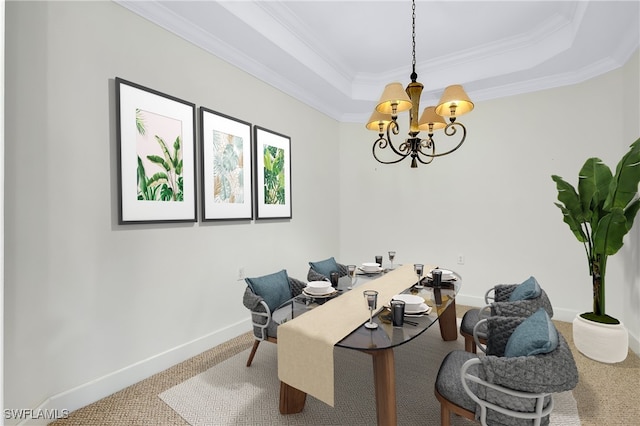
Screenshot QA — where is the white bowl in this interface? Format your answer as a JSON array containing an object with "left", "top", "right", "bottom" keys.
[
  {"left": 305, "top": 281, "right": 333, "bottom": 295},
  {"left": 429, "top": 268, "right": 455, "bottom": 280},
  {"left": 391, "top": 294, "right": 424, "bottom": 311},
  {"left": 361, "top": 262, "right": 380, "bottom": 272}
]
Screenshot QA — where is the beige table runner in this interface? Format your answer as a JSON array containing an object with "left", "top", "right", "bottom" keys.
[{"left": 277, "top": 263, "right": 435, "bottom": 406}]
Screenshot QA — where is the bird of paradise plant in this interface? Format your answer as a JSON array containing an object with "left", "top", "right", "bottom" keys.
[{"left": 552, "top": 137, "right": 640, "bottom": 324}]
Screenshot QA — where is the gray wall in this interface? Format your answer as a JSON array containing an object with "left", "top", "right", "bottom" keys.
[
  {"left": 4, "top": 0, "right": 340, "bottom": 417},
  {"left": 4, "top": 0, "right": 639, "bottom": 419},
  {"left": 338, "top": 53, "right": 640, "bottom": 343}
]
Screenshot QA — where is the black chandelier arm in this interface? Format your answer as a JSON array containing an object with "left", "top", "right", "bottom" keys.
[
  {"left": 411, "top": 139, "right": 436, "bottom": 165},
  {"left": 373, "top": 120, "right": 414, "bottom": 158},
  {"left": 372, "top": 136, "right": 412, "bottom": 164},
  {"left": 415, "top": 121, "right": 468, "bottom": 159},
  {"left": 385, "top": 119, "right": 409, "bottom": 157}
]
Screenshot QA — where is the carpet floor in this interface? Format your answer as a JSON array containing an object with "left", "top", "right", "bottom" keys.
[
  {"left": 50, "top": 306, "right": 640, "bottom": 425},
  {"left": 158, "top": 321, "right": 579, "bottom": 425}
]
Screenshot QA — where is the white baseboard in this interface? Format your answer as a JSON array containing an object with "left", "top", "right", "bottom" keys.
[{"left": 16, "top": 320, "right": 252, "bottom": 426}]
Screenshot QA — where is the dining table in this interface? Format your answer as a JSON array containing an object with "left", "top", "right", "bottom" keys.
[{"left": 275, "top": 264, "right": 461, "bottom": 426}]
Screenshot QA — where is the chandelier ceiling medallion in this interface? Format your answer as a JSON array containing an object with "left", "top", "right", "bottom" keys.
[{"left": 366, "top": 0, "right": 474, "bottom": 168}]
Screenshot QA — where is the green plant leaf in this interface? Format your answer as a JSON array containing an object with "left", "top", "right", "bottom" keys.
[
  {"left": 577, "top": 158, "right": 612, "bottom": 221},
  {"left": 593, "top": 208, "right": 627, "bottom": 256},
  {"left": 136, "top": 109, "right": 146, "bottom": 136},
  {"left": 160, "top": 183, "right": 174, "bottom": 201},
  {"left": 137, "top": 156, "right": 148, "bottom": 195},
  {"left": 552, "top": 175, "right": 586, "bottom": 221},
  {"left": 172, "top": 136, "right": 181, "bottom": 168},
  {"left": 604, "top": 137, "right": 640, "bottom": 210},
  {"left": 155, "top": 135, "right": 174, "bottom": 167},
  {"left": 147, "top": 155, "right": 171, "bottom": 172},
  {"left": 554, "top": 202, "right": 587, "bottom": 242},
  {"left": 147, "top": 172, "right": 169, "bottom": 187},
  {"left": 264, "top": 150, "right": 273, "bottom": 171}
]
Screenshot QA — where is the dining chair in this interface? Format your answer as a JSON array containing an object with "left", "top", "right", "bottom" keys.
[
  {"left": 460, "top": 276, "right": 554, "bottom": 353},
  {"left": 435, "top": 311, "right": 578, "bottom": 426},
  {"left": 242, "top": 269, "right": 306, "bottom": 367},
  {"left": 307, "top": 256, "right": 348, "bottom": 282}
]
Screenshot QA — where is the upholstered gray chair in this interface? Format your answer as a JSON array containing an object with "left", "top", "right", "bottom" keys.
[
  {"left": 307, "top": 256, "right": 348, "bottom": 282},
  {"left": 242, "top": 269, "right": 306, "bottom": 367},
  {"left": 460, "top": 277, "right": 554, "bottom": 353},
  {"left": 436, "top": 312, "right": 579, "bottom": 426}
]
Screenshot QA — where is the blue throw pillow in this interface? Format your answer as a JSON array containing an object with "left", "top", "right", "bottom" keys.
[
  {"left": 245, "top": 270, "right": 291, "bottom": 312},
  {"left": 504, "top": 308, "right": 559, "bottom": 357},
  {"left": 509, "top": 276, "right": 542, "bottom": 301},
  {"left": 309, "top": 257, "right": 340, "bottom": 279}
]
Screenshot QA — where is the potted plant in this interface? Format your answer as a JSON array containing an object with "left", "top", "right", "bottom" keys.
[{"left": 551, "top": 137, "right": 640, "bottom": 363}]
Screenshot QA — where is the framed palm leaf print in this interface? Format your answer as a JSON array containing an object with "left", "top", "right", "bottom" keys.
[
  {"left": 199, "top": 107, "right": 253, "bottom": 221},
  {"left": 254, "top": 126, "right": 292, "bottom": 219},
  {"left": 115, "top": 77, "right": 197, "bottom": 224}
]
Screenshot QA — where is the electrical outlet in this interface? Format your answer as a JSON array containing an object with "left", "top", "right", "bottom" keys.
[
  {"left": 457, "top": 254, "right": 465, "bottom": 265},
  {"left": 238, "top": 267, "right": 245, "bottom": 280}
]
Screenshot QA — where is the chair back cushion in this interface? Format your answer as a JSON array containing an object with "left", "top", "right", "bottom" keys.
[
  {"left": 308, "top": 257, "right": 340, "bottom": 278},
  {"left": 508, "top": 276, "right": 541, "bottom": 301},
  {"left": 482, "top": 316, "right": 578, "bottom": 394},
  {"left": 504, "top": 308, "right": 558, "bottom": 357},
  {"left": 245, "top": 269, "right": 292, "bottom": 312}
]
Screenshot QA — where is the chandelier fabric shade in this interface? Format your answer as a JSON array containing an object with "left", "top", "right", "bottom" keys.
[
  {"left": 418, "top": 106, "right": 446, "bottom": 132},
  {"left": 366, "top": 0, "right": 474, "bottom": 168},
  {"left": 375, "top": 82, "right": 412, "bottom": 116},
  {"left": 366, "top": 110, "right": 393, "bottom": 132},
  {"left": 435, "top": 84, "right": 474, "bottom": 118}
]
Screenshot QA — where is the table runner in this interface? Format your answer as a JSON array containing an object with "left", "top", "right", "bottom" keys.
[{"left": 277, "top": 263, "right": 435, "bottom": 406}]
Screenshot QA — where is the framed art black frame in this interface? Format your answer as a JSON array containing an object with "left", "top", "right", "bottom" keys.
[
  {"left": 253, "top": 126, "right": 292, "bottom": 219},
  {"left": 115, "top": 77, "right": 197, "bottom": 224},
  {"left": 199, "top": 107, "right": 253, "bottom": 221}
]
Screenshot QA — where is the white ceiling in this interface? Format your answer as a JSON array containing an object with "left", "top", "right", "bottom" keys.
[{"left": 116, "top": 1, "right": 640, "bottom": 123}]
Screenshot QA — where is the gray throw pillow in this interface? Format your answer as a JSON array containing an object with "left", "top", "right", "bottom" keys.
[
  {"left": 504, "top": 308, "right": 558, "bottom": 357},
  {"left": 245, "top": 269, "right": 292, "bottom": 312},
  {"left": 309, "top": 257, "right": 339, "bottom": 279},
  {"left": 509, "top": 276, "right": 541, "bottom": 301}
]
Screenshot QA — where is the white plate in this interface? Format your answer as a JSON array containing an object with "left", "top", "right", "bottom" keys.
[
  {"left": 358, "top": 266, "right": 383, "bottom": 274},
  {"left": 391, "top": 294, "right": 424, "bottom": 306},
  {"left": 405, "top": 303, "right": 431, "bottom": 315},
  {"left": 303, "top": 288, "right": 338, "bottom": 297},
  {"left": 427, "top": 269, "right": 456, "bottom": 280}
]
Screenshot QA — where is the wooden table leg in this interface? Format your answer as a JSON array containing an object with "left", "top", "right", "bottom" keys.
[
  {"left": 438, "top": 298, "right": 458, "bottom": 341},
  {"left": 279, "top": 381, "right": 307, "bottom": 414},
  {"left": 370, "top": 348, "right": 397, "bottom": 426}
]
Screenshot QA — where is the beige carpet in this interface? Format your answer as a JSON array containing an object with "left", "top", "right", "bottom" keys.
[
  {"left": 50, "top": 308, "right": 640, "bottom": 426},
  {"left": 158, "top": 321, "right": 579, "bottom": 425}
]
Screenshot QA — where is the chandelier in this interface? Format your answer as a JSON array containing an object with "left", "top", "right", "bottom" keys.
[{"left": 366, "top": 0, "right": 474, "bottom": 168}]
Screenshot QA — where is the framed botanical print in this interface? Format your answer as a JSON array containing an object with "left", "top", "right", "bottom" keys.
[
  {"left": 199, "top": 107, "right": 253, "bottom": 220},
  {"left": 115, "top": 77, "right": 197, "bottom": 223},
  {"left": 254, "top": 126, "right": 292, "bottom": 219}
]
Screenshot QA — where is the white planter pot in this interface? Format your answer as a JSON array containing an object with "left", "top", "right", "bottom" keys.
[{"left": 572, "top": 315, "right": 628, "bottom": 363}]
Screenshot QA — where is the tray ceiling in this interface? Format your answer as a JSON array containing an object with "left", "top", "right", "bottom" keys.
[{"left": 115, "top": 1, "right": 640, "bottom": 123}]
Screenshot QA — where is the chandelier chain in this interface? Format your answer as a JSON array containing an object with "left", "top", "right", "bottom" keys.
[{"left": 411, "top": 0, "right": 416, "bottom": 79}]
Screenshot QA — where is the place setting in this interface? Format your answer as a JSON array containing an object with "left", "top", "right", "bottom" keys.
[
  {"left": 412, "top": 265, "right": 458, "bottom": 289},
  {"left": 377, "top": 293, "right": 433, "bottom": 328},
  {"left": 357, "top": 261, "right": 384, "bottom": 276},
  {"left": 391, "top": 294, "right": 432, "bottom": 316},
  {"left": 300, "top": 280, "right": 339, "bottom": 305}
]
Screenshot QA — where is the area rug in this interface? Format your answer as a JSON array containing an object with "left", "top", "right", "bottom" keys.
[{"left": 159, "top": 323, "right": 580, "bottom": 425}]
